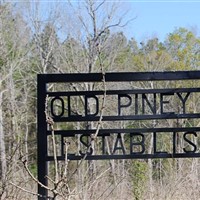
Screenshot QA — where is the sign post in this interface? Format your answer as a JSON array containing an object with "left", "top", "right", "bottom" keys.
[{"left": 37, "top": 75, "right": 48, "bottom": 199}]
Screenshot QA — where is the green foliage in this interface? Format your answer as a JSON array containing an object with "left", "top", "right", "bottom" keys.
[
  {"left": 29, "top": 163, "right": 37, "bottom": 177},
  {"left": 130, "top": 160, "right": 148, "bottom": 200},
  {"left": 0, "top": 57, "right": 4, "bottom": 67},
  {"left": 165, "top": 27, "right": 200, "bottom": 70}
]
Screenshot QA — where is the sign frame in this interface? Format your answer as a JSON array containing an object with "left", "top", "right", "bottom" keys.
[{"left": 37, "top": 71, "right": 200, "bottom": 199}]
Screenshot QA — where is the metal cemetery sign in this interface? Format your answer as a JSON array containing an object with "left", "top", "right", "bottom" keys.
[{"left": 37, "top": 71, "right": 200, "bottom": 198}]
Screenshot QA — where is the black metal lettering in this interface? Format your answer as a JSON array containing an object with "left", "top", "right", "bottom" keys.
[
  {"left": 50, "top": 96, "right": 64, "bottom": 118},
  {"left": 68, "top": 96, "right": 82, "bottom": 117},
  {"left": 112, "top": 133, "right": 126, "bottom": 155},
  {"left": 135, "top": 94, "right": 138, "bottom": 115},
  {"left": 153, "top": 132, "right": 168, "bottom": 154},
  {"left": 68, "top": 95, "right": 72, "bottom": 117},
  {"left": 130, "top": 133, "right": 145, "bottom": 154},
  {"left": 118, "top": 94, "right": 132, "bottom": 115},
  {"left": 183, "top": 132, "right": 197, "bottom": 153},
  {"left": 79, "top": 134, "right": 93, "bottom": 155},
  {"left": 85, "top": 95, "right": 99, "bottom": 116},
  {"left": 177, "top": 92, "right": 190, "bottom": 114},
  {"left": 173, "top": 132, "right": 176, "bottom": 154},
  {"left": 160, "top": 93, "right": 174, "bottom": 114},
  {"left": 142, "top": 94, "right": 156, "bottom": 114},
  {"left": 102, "top": 135, "right": 106, "bottom": 155}
]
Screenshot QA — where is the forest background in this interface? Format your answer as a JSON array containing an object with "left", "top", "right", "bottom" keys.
[{"left": 0, "top": 1, "right": 200, "bottom": 199}]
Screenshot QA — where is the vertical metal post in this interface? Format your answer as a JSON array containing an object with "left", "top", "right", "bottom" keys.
[{"left": 37, "top": 75, "right": 48, "bottom": 199}]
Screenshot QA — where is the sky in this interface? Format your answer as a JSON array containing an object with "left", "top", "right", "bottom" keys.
[
  {"left": 123, "top": 1, "right": 200, "bottom": 42},
  {"left": 12, "top": 0, "right": 200, "bottom": 42}
]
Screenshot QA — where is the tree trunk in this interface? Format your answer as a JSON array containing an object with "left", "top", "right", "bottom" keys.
[{"left": 0, "top": 90, "right": 7, "bottom": 180}]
